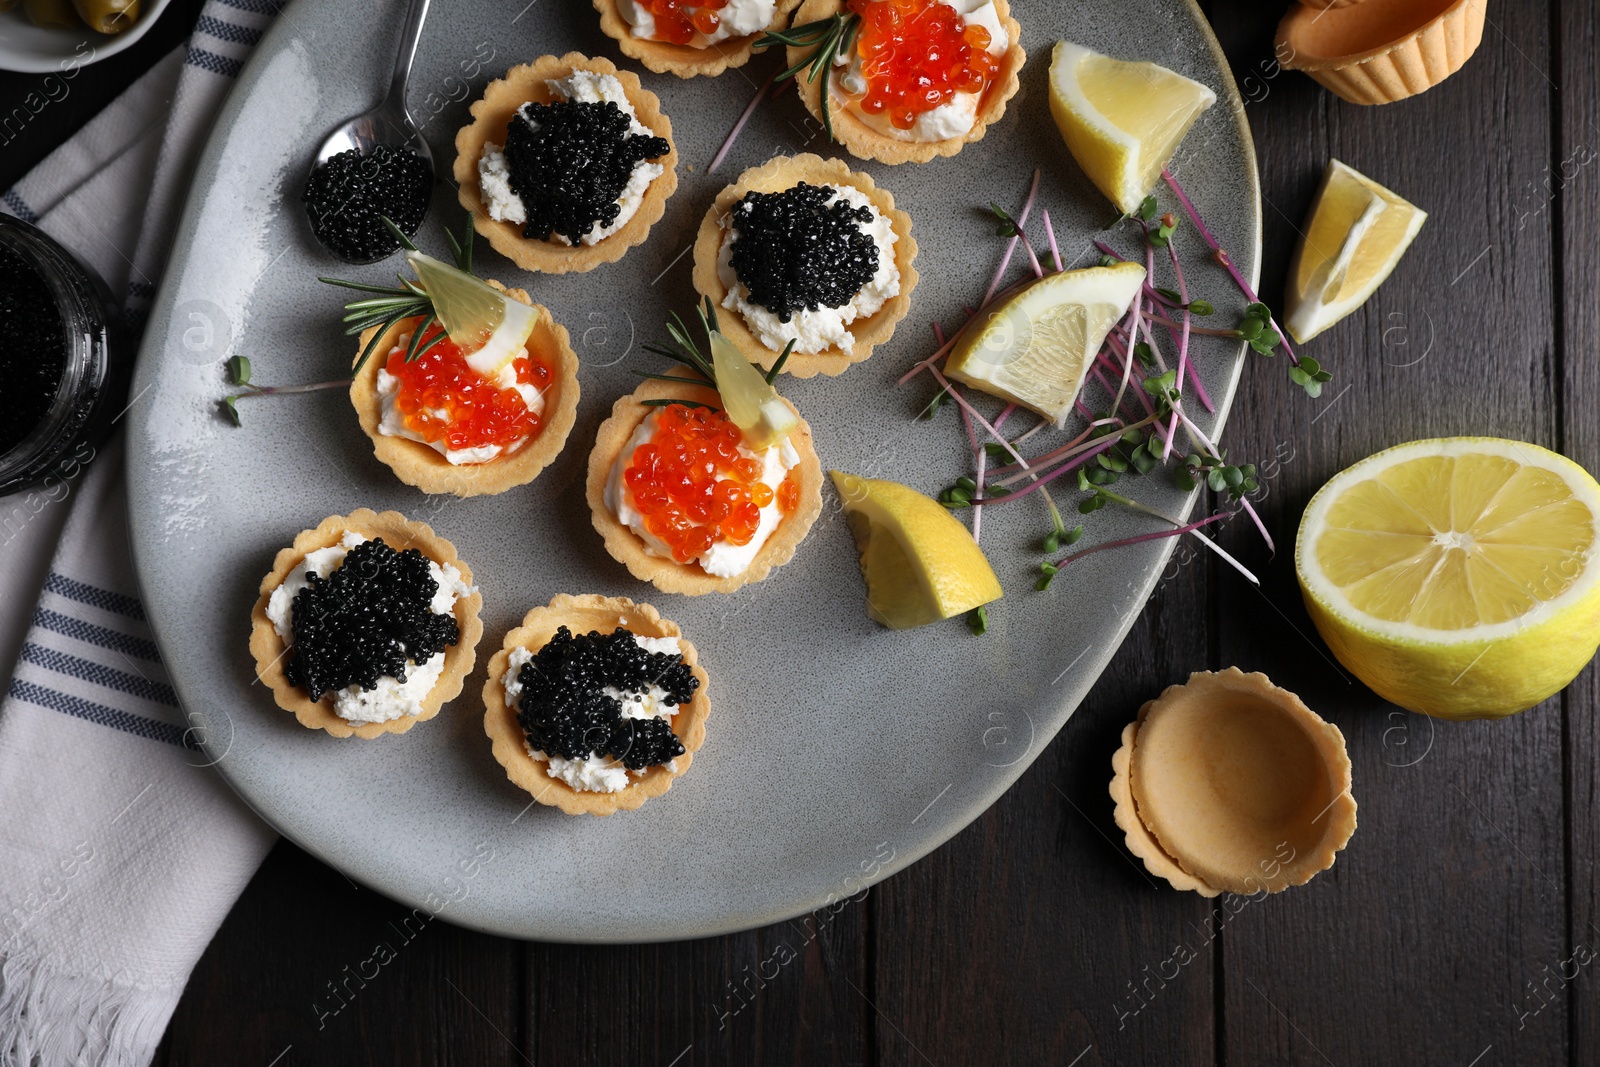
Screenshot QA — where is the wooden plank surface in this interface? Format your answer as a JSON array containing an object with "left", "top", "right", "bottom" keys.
[
  {"left": 1207, "top": 3, "right": 1573, "bottom": 1065},
  {"left": 1559, "top": 0, "right": 1600, "bottom": 1063},
  {"left": 1, "top": 1, "right": 1588, "bottom": 1064}
]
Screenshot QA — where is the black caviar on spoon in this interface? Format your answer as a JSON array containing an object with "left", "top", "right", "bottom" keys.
[{"left": 302, "top": 0, "right": 435, "bottom": 263}]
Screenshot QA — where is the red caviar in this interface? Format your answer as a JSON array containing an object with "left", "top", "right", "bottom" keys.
[
  {"left": 635, "top": 0, "right": 733, "bottom": 44},
  {"left": 845, "top": 0, "right": 1001, "bottom": 131},
  {"left": 384, "top": 321, "right": 551, "bottom": 457},
  {"left": 623, "top": 402, "right": 788, "bottom": 565}
]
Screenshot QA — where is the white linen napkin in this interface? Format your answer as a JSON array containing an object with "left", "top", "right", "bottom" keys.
[{"left": 0, "top": 4, "right": 287, "bottom": 1063}]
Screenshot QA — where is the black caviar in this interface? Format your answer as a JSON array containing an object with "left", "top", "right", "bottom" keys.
[
  {"left": 0, "top": 242, "right": 67, "bottom": 456},
  {"left": 728, "top": 182, "right": 880, "bottom": 321},
  {"left": 286, "top": 538, "right": 458, "bottom": 701},
  {"left": 515, "top": 627, "right": 695, "bottom": 770},
  {"left": 302, "top": 145, "right": 432, "bottom": 262},
  {"left": 502, "top": 101, "right": 669, "bottom": 246}
]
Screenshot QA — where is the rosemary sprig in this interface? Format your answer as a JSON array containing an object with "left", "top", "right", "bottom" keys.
[
  {"left": 635, "top": 296, "right": 799, "bottom": 422},
  {"left": 640, "top": 397, "right": 718, "bottom": 410},
  {"left": 318, "top": 215, "right": 476, "bottom": 376},
  {"left": 765, "top": 338, "right": 796, "bottom": 384},
  {"left": 755, "top": 12, "right": 860, "bottom": 142},
  {"left": 639, "top": 295, "right": 723, "bottom": 387}
]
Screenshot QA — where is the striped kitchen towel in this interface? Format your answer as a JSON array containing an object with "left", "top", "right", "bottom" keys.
[{"left": 0, "top": 3, "right": 287, "bottom": 1065}]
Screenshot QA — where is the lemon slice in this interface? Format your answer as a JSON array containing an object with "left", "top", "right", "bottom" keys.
[
  {"left": 407, "top": 251, "right": 539, "bottom": 375},
  {"left": 1296, "top": 438, "right": 1600, "bottom": 720},
  {"left": 945, "top": 261, "right": 1145, "bottom": 427},
  {"left": 1048, "top": 41, "right": 1218, "bottom": 216},
  {"left": 1283, "top": 160, "right": 1426, "bottom": 344},
  {"left": 831, "top": 471, "right": 1003, "bottom": 630},
  {"left": 710, "top": 331, "right": 798, "bottom": 450}
]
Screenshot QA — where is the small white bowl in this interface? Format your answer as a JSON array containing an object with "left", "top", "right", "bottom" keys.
[{"left": 0, "top": 0, "right": 176, "bottom": 75}]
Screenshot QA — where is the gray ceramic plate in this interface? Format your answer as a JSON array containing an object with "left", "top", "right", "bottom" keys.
[{"left": 126, "top": 0, "right": 1258, "bottom": 941}]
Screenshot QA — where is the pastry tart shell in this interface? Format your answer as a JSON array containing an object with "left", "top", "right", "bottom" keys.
[
  {"left": 591, "top": 0, "right": 804, "bottom": 78},
  {"left": 482, "top": 593, "right": 711, "bottom": 816},
  {"left": 1109, "top": 668, "right": 1357, "bottom": 896},
  {"left": 453, "top": 53, "right": 679, "bottom": 274},
  {"left": 350, "top": 283, "right": 580, "bottom": 498},
  {"left": 1276, "top": 0, "right": 1486, "bottom": 106},
  {"left": 248, "top": 509, "right": 485, "bottom": 740},
  {"left": 690, "top": 153, "right": 918, "bottom": 378},
  {"left": 585, "top": 376, "right": 824, "bottom": 594},
  {"left": 787, "top": 0, "right": 1025, "bottom": 165}
]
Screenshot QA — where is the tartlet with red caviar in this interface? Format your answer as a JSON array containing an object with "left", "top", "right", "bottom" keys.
[
  {"left": 783, "top": 0, "right": 1025, "bottom": 164},
  {"left": 348, "top": 281, "right": 580, "bottom": 498},
  {"left": 587, "top": 376, "right": 823, "bottom": 595},
  {"left": 586, "top": 306, "right": 824, "bottom": 594},
  {"left": 592, "top": 0, "right": 804, "bottom": 78},
  {"left": 323, "top": 224, "right": 581, "bottom": 498}
]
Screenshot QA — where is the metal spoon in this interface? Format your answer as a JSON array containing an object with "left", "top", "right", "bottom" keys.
[{"left": 306, "top": 0, "right": 434, "bottom": 263}]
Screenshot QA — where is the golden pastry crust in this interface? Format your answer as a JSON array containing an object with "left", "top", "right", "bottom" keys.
[
  {"left": 591, "top": 0, "right": 804, "bottom": 78},
  {"left": 1110, "top": 711, "right": 1222, "bottom": 897},
  {"left": 585, "top": 376, "right": 824, "bottom": 594},
  {"left": 787, "top": 0, "right": 1025, "bottom": 164},
  {"left": 453, "top": 53, "right": 679, "bottom": 274},
  {"left": 349, "top": 283, "right": 580, "bottom": 498},
  {"left": 482, "top": 594, "right": 711, "bottom": 815},
  {"left": 248, "top": 510, "right": 484, "bottom": 740},
  {"left": 1112, "top": 668, "right": 1358, "bottom": 896},
  {"left": 690, "top": 153, "right": 918, "bottom": 378}
]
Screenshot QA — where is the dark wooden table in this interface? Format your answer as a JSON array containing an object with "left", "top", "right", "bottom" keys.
[{"left": 8, "top": 2, "right": 1595, "bottom": 1063}]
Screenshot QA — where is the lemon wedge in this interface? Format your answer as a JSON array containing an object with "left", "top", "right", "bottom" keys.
[
  {"left": 831, "top": 471, "right": 1003, "bottom": 630},
  {"left": 945, "top": 260, "right": 1145, "bottom": 427},
  {"left": 407, "top": 251, "right": 538, "bottom": 375},
  {"left": 710, "top": 331, "right": 798, "bottom": 450},
  {"left": 1296, "top": 438, "right": 1600, "bottom": 720},
  {"left": 1047, "top": 41, "right": 1218, "bottom": 216},
  {"left": 1283, "top": 160, "right": 1426, "bottom": 344}
]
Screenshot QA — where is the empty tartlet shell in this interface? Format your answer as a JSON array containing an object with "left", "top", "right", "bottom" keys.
[
  {"left": 786, "top": 0, "right": 1025, "bottom": 164},
  {"left": 453, "top": 53, "right": 680, "bottom": 274},
  {"left": 1109, "top": 668, "right": 1357, "bottom": 896},
  {"left": 591, "top": 0, "right": 804, "bottom": 78},
  {"left": 248, "top": 509, "right": 484, "bottom": 740},
  {"left": 349, "top": 283, "right": 580, "bottom": 498},
  {"left": 585, "top": 376, "right": 824, "bottom": 595},
  {"left": 481, "top": 593, "right": 711, "bottom": 816},
  {"left": 1276, "top": 0, "right": 1486, "bottom": 106},
  {"left": 690, "top": 153, "right": 918, "bottom": 378}
]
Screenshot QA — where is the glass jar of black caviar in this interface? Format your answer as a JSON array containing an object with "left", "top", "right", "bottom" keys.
[{"left": 0, "top": 213, "right": 128, "bottom": 498}]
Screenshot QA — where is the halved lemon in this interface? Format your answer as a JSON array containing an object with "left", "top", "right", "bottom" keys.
[
  {"left": 1047, "top": 41, "right": 1218, "bottom": 217},
  {"left": 710, "top": 330, "right": 798, "bottom": 450},
  {"left": 830, "top": 472, "right": 1003, "bottom": 630},
  {"left": 407, "top": 251, "right": 539, "bottom": 374},
  {"left": 945, "top": 260, "right": 1145, "bottom": 427},
  {"left": 1283, "top": 159, "right": 1426, "bottom": 344},
  {"left": 1296, "top": 438, "right": 1600, "bottom": 720}
]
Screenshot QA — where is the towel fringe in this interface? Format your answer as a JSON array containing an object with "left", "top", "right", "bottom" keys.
[{"left": 0, "top": 952, "right": 174, "bottom": 1067}]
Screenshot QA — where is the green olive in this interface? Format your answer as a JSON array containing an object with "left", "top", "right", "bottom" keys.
[
  {"left": 72, "top": 0, "right": 139, "bottom": 33},
  {"left": 22, "top": 0, "right": 78, "bottom": 28}
]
